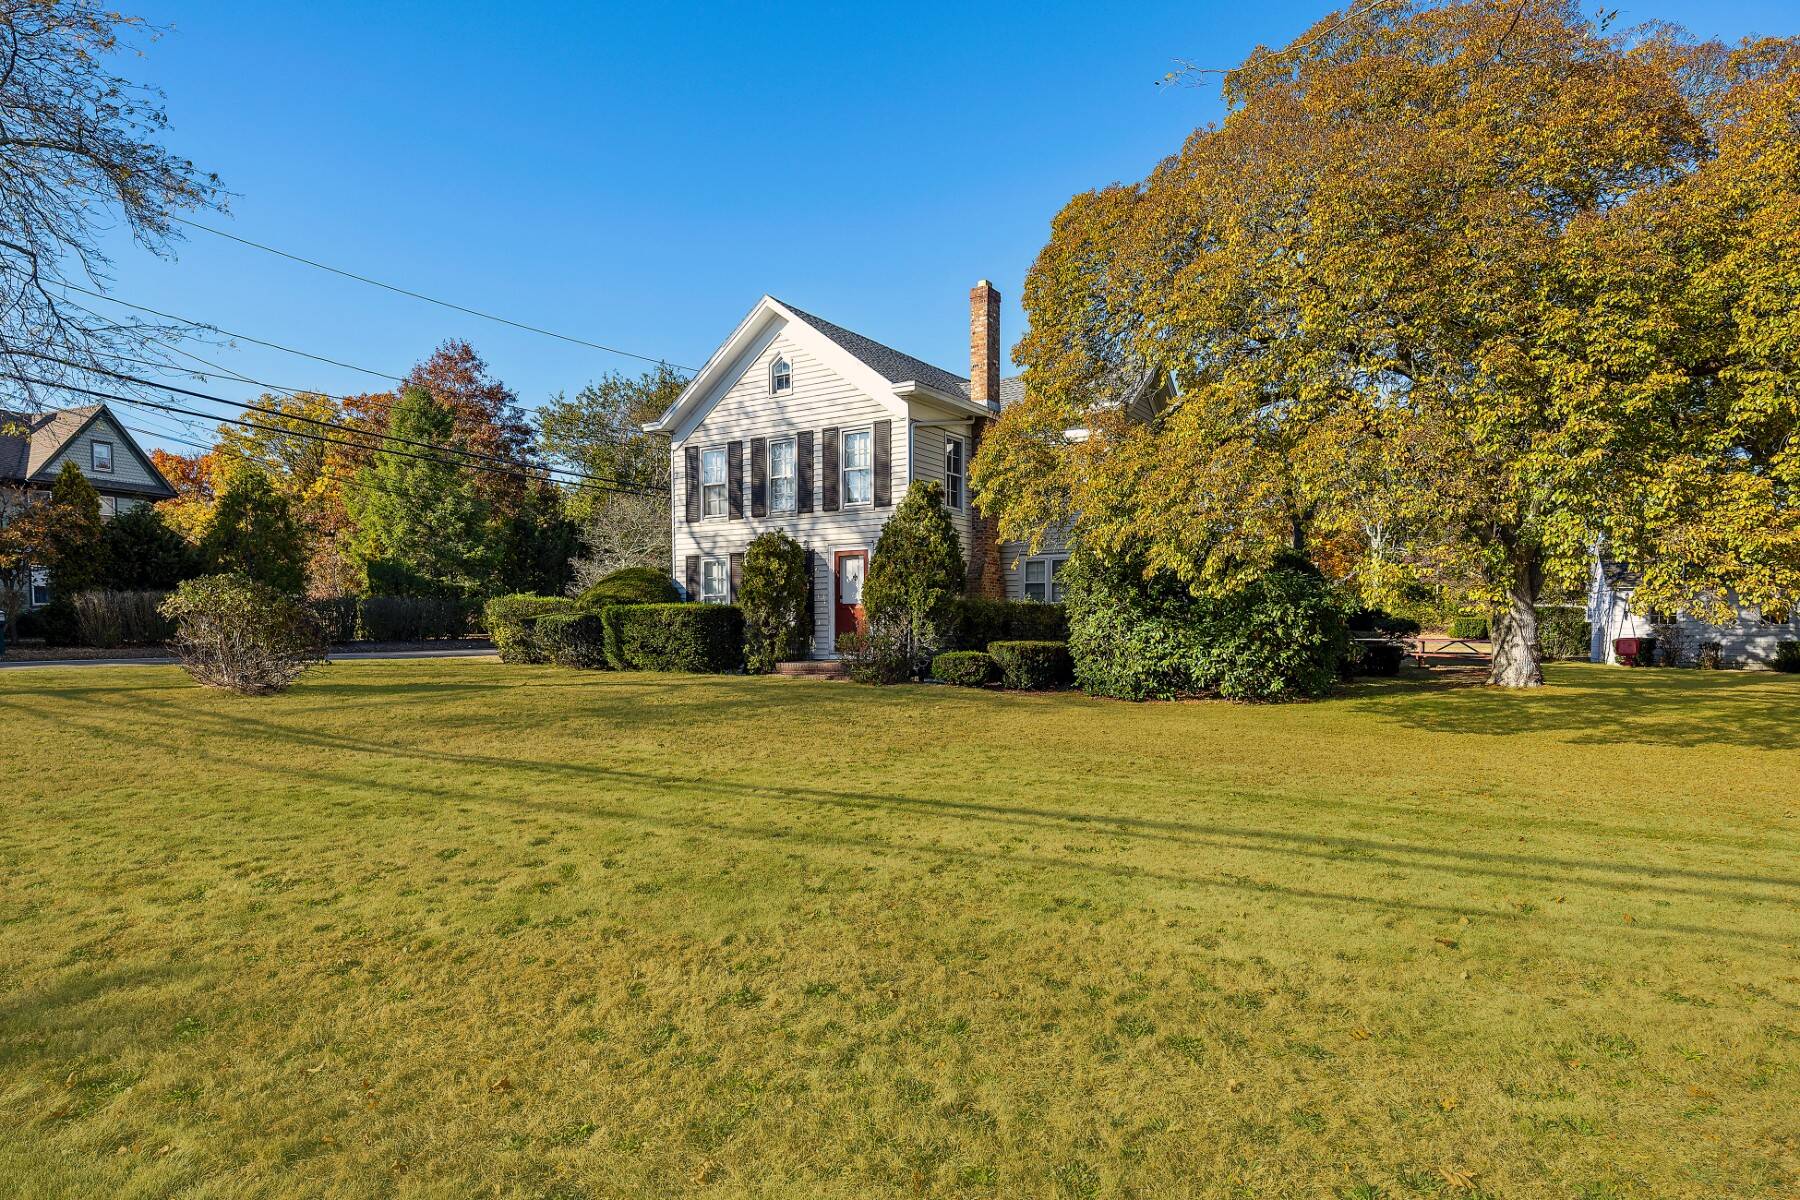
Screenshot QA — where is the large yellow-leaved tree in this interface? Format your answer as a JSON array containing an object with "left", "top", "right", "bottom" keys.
[{"left": 973, "top": 0, "right": 1799, "bottom": 686}]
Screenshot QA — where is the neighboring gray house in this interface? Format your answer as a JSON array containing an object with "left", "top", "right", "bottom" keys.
[
  {"left": 1586, "top": 556, "right": 1796, "bottom": 667},
  {"left": 644, "top": 281, "right": 1165, "bottom": 657},
  {"left": 1, "top": 402, "right": 177, "bottom": 608}
]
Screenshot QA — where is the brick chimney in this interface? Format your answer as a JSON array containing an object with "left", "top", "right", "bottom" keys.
[{"left": 965, "top": 280, "right": 1007, "bottom": 598}]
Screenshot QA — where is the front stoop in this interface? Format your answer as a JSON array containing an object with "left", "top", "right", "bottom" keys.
[{"left": 774, "top": 660, "right": 850, "bottom": 680}]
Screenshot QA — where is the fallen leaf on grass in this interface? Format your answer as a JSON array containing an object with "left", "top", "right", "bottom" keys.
[
  {"left": 488, "top": 1078, "right": 513, "bottom": 1095},
  {"left": 1226, "top": 1078, "right": 1243, "bottom": 1094},
  {"left": 1438, "top": 1096, "right": 1458, "bottom": 1111},
  {"left": 1440, "top": 1166, "right": 1478, "bottom": 1190},
  {"left": 1351, "top": 1027, "right": 1371, "bottom": 1041},
  {"left": 1434, "top": 937, "right": 1459, "bottom": 949}
]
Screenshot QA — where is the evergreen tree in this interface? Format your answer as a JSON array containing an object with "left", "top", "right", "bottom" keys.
[
  {"left": 739, "top": 530, "right": 811, "bottom": 673},
  {"left": 346, "top": 387, "right": 495, "bottom": 597},
  {"left": 495, "top": 480, "right": 578, "bottom": 596},
  {"left": 41, "top": 462, "right": 106, "bottom": 596},
  {"left": 199, "top": 470, "right": 308, "bottom": 594},
  {"left": 863, "top": 481, "right": 965, "bottom": 668},
  {"left": 102, "top": 503, "right": 199, "bottom": 590}
]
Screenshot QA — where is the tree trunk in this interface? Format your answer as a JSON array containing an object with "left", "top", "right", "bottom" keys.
[{"left": 1487, "top": 551, "right": 1545, "bottom": 688}]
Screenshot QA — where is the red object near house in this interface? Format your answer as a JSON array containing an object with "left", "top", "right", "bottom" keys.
[{"left": 1613, "top": 637, "right": 1656, "bottom": 666}]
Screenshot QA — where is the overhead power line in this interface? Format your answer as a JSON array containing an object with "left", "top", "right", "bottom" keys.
[{"left": 172, "top": 216, "right": 700, "bottom": 374}]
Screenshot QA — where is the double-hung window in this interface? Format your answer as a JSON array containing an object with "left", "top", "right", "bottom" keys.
[
  {"left": 91, "top": 440, "right": 114, "bottom": 473},
  {"left": 770, "top": 357, "right": 792, "bottom": 394},
  {"left": 700, "top": 447, "right": 727, "bottom": 518},
  {"left": 700, "top": 557, "right": 728, "bottom": 604},
  {"left": 943, "top": 435, "right": 965, "bottom": 510},
  {"left": 1023, "top": 557, "right": 1068, "bottom": 603},
  {"left": 770, "top": 436, "right": 797, "bottom": 513},
  {"left": 842, "top": 429, "right": 872, "bottom": 506}
]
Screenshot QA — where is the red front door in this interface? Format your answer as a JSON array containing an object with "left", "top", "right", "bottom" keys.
[{"left": 833, "top": 550, "right": 867, "bottom": 644}]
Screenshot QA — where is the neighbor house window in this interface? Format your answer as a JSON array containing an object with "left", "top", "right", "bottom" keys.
[
  {"left": 700, "top": 557, "right": 727, "bottom": 604},
  {"left": 98, "top": 495, "right": 117, "bottom": 518},
  {"left": 91, "top": 440, "right": 113, "bottom": 473},
  {"left": 701, "top": 447, "right": 727, "bottom": 518},
  {"left": 770, "top": 357, "right": 792, "bottom": 394},
  {"left": 944, "top": 434, "right": 965, "bottom": 510},
  {"left": 842, "top": 429, "right": 872, "bottom": 506},
  {"left": 770, "top": 436, "right": 797, "bottom": 513},
  {"left": 30, "top": 567, "right": 50, "bottom": 607},
  {"left": 1023, "top": 557, "right": 1068, "bottom": 603}
]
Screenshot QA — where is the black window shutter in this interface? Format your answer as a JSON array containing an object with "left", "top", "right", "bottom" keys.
[
  {"left": 750, "top": 437, "right": 767, "bottom": 518},
  {"left": 796, "top": 431, "right": 814, "bottom": 514},
  {"left": 821, "top": 427, "right": 840, "bottom": 512},
  {"left": 685, "top": 554, "right": 700, "bottom": 600},
  {"left": 729, "top": 552, "right": 744, "bottom": 602},
  {"left": 727, "top": 441, "right": 744, "bottom": 520},
  {"left": 873, "top": 420, "right": 892, "bottom": 507},
  {"left": 684, "top": 446, "right": 700, "bottom": 523}
]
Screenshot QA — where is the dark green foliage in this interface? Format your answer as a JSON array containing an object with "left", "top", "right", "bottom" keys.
[
  {"left": 536, "top": 612, "right": 608, "bottom": 668},
  {"left": 863, "top": 481, "right": 964, "bottom": 667},
  {"left": 602, "top": 603, "right": 744, "bottom": 672},
  {"left": 1344, "top": 608, "right": 1421, "bottom": 637},
  {"left": 496, "top": 482, "right": 578, "bottom": 597},
  {"left": 1346, "top": 639, "right": 1407, "bottom": 677},
  {"left": 483, "top": 593, "right": 578, "bottom": 663},
  {"left": 9, "top": 609, "right": 43, "bottom": 639},
  {"left": 1448, "top": 614, "right": 1490, "bottom": 640},
  {"left": 739, "top": 531, "right": 811, "bottom": 673},
  {"left": 1535, "top": 607, "right": 1591, "bottom": 661},
  {"left": 1773, "top": 640, "right": 1800, "bottom": 673},
  {"left": 945, "top": 596, "right": 1068, "bottom": 650},
  {"left": 37, "top": 596, "right": 80, "bottom": 646},
  {"left": 576, "top": 565, "right": 680, "bottom": 609},
  {"left": 988, "top": 640, "right": 1073, "bottom": 690},
  {"left": 41, "top": 462, "right": 105, "bottom": 596},
  {"left": 1063, "top": 551, "right": 1348, "bottom": 702},
  {"left": 200, "top": 471, "right": 308, "bottom": 594},
  {"left": 101, "top": 504, "right": 198, "bottom": 591},
  {"left": 160, "top": 574, "right": 328, "bottom": 694},
  {"left": 931, "top": 650, "right": 996, "bottom": 687},
  {"left": 837, "top": 622, "right": 911, "bottom": 684},
  {"left": 72, "top": 590, "right": 175, "bottom": 648},
  {"left": 350, "top": 596, "right": 474, "bottom": 642}
]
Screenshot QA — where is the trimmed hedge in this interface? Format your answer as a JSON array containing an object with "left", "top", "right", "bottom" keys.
[
  {"left": 576, "top": 566, "right": 680, "bottom": 609},
  {"left": 1535, "top": 606, "right": 1591, "bottom": 661},
  {"left": 602, "top": 603, "right": 744, "bottom": 672},
  {"left": 1448, "top": 614, "right": 1490, "bottom": 640},
  {"left": 988, "top": 640, "right": 1072, "bottom": 690},
  {"left": 484, "top": 594, "right": 579, "bottom": 663},
  {"left": 946, "top": 596, "right": 1068, "bottom": 651},
  {"left": 537, "top": 612, "right": 608, "bottom": 668},
  {"left": 1774, "top": 640, "right": 1800, "bottom": 673},
  {"left": 311, "top": 596, "right": 476, "bottom": 644},
  {"left": 931, "top": 650, "right": 995, "bottom": 688}
]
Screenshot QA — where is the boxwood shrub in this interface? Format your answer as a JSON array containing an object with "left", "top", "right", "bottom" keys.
[
  {"left": 931, "top": 649, "right": 995, "bottom": 688},
  {"left": 484, "top": 594, "right": 578, "bottom": 663},
  {"left": 1447, "top": 614, "right": 1490, "bottom": 640},
  {"left": 1774, "top": 639, "right": 1800, "bottom": 673},
  {"left": 576, "top": 566, "right": 680, "bottom": 609},
  {"left": 536, "top": 612, "right": 608, "bottom": 668},
  {"left": 602, "top": 603, "right": 744, "bottom": 672},
  {"left": 988, "top": 640, "right": 1072, "bottom": 690},
  {"left": 946, "top": 596, "right": 1068, "bottom": 651},
  {"left": 1534, "top": 606, "right": 1591, "bottom": 661}
]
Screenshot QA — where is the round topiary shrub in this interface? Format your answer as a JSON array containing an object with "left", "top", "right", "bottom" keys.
[
  {"left": 577, "top": 566, "right": 680, "bottom": 610},
  {"left": 987, "top": 640, "right": 1072, "bottom": 690},
  {"left": 160, "top": 574, "right": 328, "bottom": 695},
  {"left": 931, "top": 650, "right": 995, "bottom": 687}
]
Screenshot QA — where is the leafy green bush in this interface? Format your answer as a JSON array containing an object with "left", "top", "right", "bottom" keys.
[
  {"left": 1448, "top": 614, "right": 1490, "bottom": 640},
  {"left": 1346, "top": 639, "right": 1407, "bottom": 677},
  {"left": 1063, "top": 551, "right": 1348, "bottom": 702},
  {"left": 37, "top": 597, "right": 80, "bottom": 647},
  {"left": 837, "top": 622, "right": 911, "bottom": 684},
  {"left": 864, "top": 481, "right": 964, "bottom": 670},
  {"left": 1773, "top": 640, "right": 1800, "bottom": 673},
  {"left": 988, "top": 640, "right": 1072, "bottom": 690},
  {"left": 739, "top": 531, "right": 811, "bottom": 673},
  {"left": 9, "top": 609, "right": 44, "bottom": 640},
  {"left": 945, "top": 596, "right": 1069, "bottom": 650},
  {"left": 576, "top": 566, "right": 680, "bottom": 609},
  {"left": 537, "top": 612, "right": 608, "bottom": 668},
  {"left": 602, "top": 603, "right": 744, "bottom": 672},
  {"left": 72, "top": 590, "right": 175, "bottom": 648},
  {"left": 484, "top": 594, "right": 578, "bottom": 663},
  {"left": 160, "top": 574, "right": 328, "bottom": 694},
  {"left": 931, "top": 650, "right": 995, "bottom": 687},
  {"left": 1344, "top": 607, "right": 1421, "bottom": 637},
  {"left": 1534, "top": 607, "right": 1591, "bottom": 661}
]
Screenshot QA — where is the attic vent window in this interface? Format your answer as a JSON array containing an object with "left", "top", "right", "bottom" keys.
[{"left": 770, "top": 357, "right": 792, "bottom": 394}]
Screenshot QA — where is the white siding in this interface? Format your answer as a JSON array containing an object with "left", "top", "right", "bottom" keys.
[
  {"left": 1586, "top": 559, "right": 1795, "bottom": 667},
  {"left": 670, "top": 323, "right": 919, "bottom": 657},
  {"left": 907, "top": 419, "right": 975, "bottom": 555},
  {"left": 39, "top": 411, "right": 163, "bottom": 494},
  {"left": 1001, "top": 522, "right": 1073, "bottom": 602}
]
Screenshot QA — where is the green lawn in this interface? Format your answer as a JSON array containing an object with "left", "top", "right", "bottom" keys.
[{"left": 0, "top": 662, "right": 1795, "bottom": 1199}]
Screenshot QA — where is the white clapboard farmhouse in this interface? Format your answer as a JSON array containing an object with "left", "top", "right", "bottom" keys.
[{"left": 645, "top": 282, "right": 1159, "bottom": 658}]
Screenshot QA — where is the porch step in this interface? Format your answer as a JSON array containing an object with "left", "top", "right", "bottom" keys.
[{"left": 774, "top": 660, "right": 850, "bottom": 680}]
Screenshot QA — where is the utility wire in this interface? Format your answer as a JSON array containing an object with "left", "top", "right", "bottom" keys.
[{"left": 172, "top": 215, "right": 699, "bottom": 374}]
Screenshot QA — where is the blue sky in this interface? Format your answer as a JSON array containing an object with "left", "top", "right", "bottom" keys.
[{"left": 97, "top": 1, "right": 1795, "bottom": 453}]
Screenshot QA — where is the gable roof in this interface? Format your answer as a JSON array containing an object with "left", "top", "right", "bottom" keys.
[
  {"left": 0, "top": 402, "right": 177, "bottom": 499},
  {"left": 777, "top": 301, "right": 976, "bottom": 400}
]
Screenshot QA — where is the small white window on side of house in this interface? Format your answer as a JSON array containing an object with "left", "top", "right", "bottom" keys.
[
  {"left": 30, "top": 567, "right": 50, "bottom": 607},
  {"left": 770, "top": 436, "right": 797, "bottom": 513},
  {"left": 99, "top": 495, "right": 117, "bottom": 518},
  {"left": 701, "top": 447, "right": 727, "bottom": 518},
  {"left": 700, "top": 557, "right": 728, "bottom": 604},
  {"left": 91, "top": 440, "right": 114, "bottom": 473},
  {"left": 944, "top": 434, "right": 965, "bottom": 510},
  {"left": 770, "top": 357, "right": 792, "bottom": 394},
  {"left": 1024, "top": 556, "right": 1069, "bottom": 603},
  {"left": 842, "top": 429, "right": 872, "bottom": 507}
]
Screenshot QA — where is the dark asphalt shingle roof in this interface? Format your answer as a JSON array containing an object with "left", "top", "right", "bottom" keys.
[{"left": 777, "top": 300, "right": 976, "bottom": 398}]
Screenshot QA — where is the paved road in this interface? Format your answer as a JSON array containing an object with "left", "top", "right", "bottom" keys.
[{"left": 0, "top": 647, "right": 498, "bottom": 670}]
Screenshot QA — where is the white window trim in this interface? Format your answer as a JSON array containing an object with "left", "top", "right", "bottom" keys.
[
  {"left": 840, "top": 425, "right": 874, "bottom": 509},
  {"left": 769, "top": 435, "right": 797, "bottom": 515},
  {"left": 1023, "top": 555, "right": 1070, "bottom": 603},
  {"left": 769, "top": 356, "right": 793, "bottom": 395},
  {"left": 699, "top": 556, "right": 728, "bottom": 604},
  {"left": 943, "top": 434, "right": 965, "bottom": 511},
  {"left": 91, "top": 440, "right": 114, "bottom": 473},
  {"left": 700, "top": 445, "right": 728, "bottom": 520}
]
